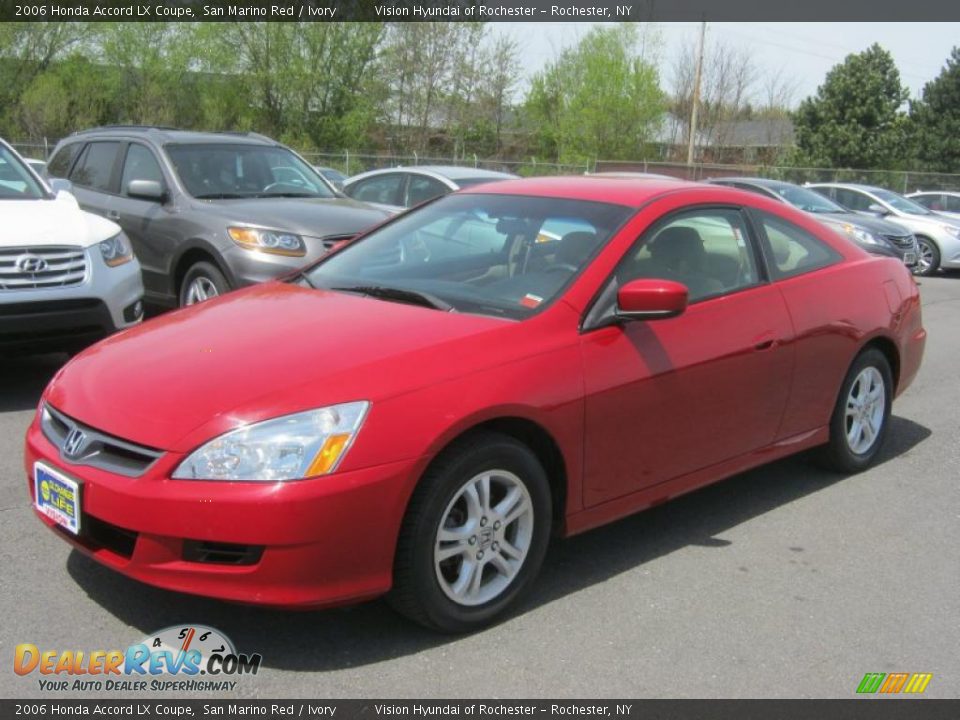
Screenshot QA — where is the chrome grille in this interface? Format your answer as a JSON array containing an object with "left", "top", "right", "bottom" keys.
[
  {"left": 40, "top": 404, "right": 163, "bottom": 477},
  {"left": 884, "top": 234, "right": 915, "bottom": 249},
  {"left": 0, "top": 246, "right": 88, "bottom": 290}
]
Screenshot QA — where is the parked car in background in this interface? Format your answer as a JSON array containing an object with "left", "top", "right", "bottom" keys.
[
  {"left": 343, "top": 165, "right": 518, "bottom": 213},
  {"left": 710, "top": 177, "right": 917, "bottom": 268},
  {"left": 47, "top": 127, "right": 390, "bottom": 308},
  {"left": 28, "top": 177, "right": 924, "bottom": 631},
  {"left": 906, "top": 191, "right": 960, "bottom": 220},
  {"left": 313, "top": 166, "right": 347, "bottom": 190},
  {"left": 1, "top": 138, "right": 143, "bottom": 353},
  {"left": 24, "top": 158, "right": 48, "bottom": 179},
  {"left": 807, "top": 182, "right": 960, "bottom": 276}
]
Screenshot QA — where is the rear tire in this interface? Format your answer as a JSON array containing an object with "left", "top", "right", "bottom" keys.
[
  {"left": 388, "top": 432, "right": 552, "bottom": 633},
  {"left": 179, "top": 261, "right": 229, "bottom": 307},
  {"left": 817, "top": 348, "right": 892, "bottom": 473},
  {"left": 914, "top": 236, "right": 940, "bottom": 276}
]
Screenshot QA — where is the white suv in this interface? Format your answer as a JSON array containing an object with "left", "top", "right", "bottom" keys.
[{"left": 1, "top": 139, "right": 144, "bottom": 353}]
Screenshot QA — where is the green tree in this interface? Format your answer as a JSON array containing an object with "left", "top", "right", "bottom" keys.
[
  {"left": 793, "top": 44, "right": 909, "bottom": 169},
  {"left": 910, "top": 47, "right": 960, "bottom": 172},
  {"left": 524, "top": 25, "right": 666, "bottom": 163}
]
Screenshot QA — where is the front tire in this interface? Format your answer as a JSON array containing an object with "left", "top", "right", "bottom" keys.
[
  {"left": 389, "top": 432, "right": 552, "bottom": 633},
  {"left": 914, "top": 236, "right": 940, "bottom": 276},
  {"left": 179, "top": 261, "right": 229, "bottom": 307},
  {"left": 818, "top": 348, "right": 892, "bottom": 473}
]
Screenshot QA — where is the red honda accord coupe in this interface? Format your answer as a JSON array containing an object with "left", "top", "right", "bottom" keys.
[{"left": 26, "top": 177, "right": 925, "bottom": 631}]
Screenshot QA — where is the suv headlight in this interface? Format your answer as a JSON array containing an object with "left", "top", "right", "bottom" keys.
[
  {"left": 172, "top": 402, "right": 369, "bottom": 481},
  {"left": 100, "top": 233, "right": 134, "bottom": 267},
  {"left": 228, "top": 226, "right": 306, "bottom": 256},
  {"left": 842, "top": 224, "right": 882, "bottom": 246}
]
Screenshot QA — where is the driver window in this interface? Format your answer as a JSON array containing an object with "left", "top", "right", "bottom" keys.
[
  {"left": 617, "top": 209, "right": 759, "bottom": 303},
  {"left": 121, "top": 144, "right": 164, "bottom": 195}
]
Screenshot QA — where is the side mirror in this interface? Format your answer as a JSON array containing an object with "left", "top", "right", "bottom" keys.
[
  {"left": 616, "top": 279, "right": 688, "bottom": 321},
  {"left": 127, "top": 179, "right": 166, "bottom": 202},
  {"left": 49, "top": 178, "right": 72, "bottom": 194},
  {"left": 868, "top": 203, "right": 889, "bottom": 216}
]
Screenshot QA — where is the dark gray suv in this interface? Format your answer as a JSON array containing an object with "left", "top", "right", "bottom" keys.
[{"left": 47, "top": 127, "right": 390, "bottom": 307}]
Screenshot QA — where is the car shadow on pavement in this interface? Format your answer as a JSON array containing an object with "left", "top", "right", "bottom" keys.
[
  {"left": 0, "top": 353, "right": 67, "bottom": 412},
  {"left": 66, "top": 415, "right": 931, "bottom": 672}
]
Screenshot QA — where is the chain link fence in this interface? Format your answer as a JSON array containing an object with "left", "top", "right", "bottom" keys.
[
  {"left": 300, "top": 151, "right": 589, "bottom": 178},
  {"left": 10, "top": 138, "right": 959, "bottom": 192}
]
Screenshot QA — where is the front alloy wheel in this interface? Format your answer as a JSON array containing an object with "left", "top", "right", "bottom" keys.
[
  {"left": 914, "top": 237, "right": 940, "bottom": 276},
  {"left": 390, "top": 432, "right": 551, "bottom": 632},
  {"left": 434, "top": 470, "right": 534, "bottom": 606}
]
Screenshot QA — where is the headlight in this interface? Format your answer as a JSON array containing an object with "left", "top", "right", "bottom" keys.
[
  {"left": 228, "top": 226, "right": 306, "bottom": 256},
  {"left": 842, "top": 224, "right": 882, "bottom": 246},
  {"left": 99, "top": 233, "right": 134, "bottom": 267},
  {"left": 939, "top": 224, "right": 960, "bottom": 239},
  {"left": 172, "top": 402, "right": 369, "bottom": 481}
]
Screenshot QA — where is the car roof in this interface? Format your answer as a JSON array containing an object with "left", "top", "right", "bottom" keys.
[
  {"left": 66, "top": 126, "right": 277, "bottom": 147},
  {"left": 347, "top": 165, "right": 517, "bottom": 184},
  {"left": 711, "top": 176, "right": 790, "bottom": 189},
  {"left": 808, "top": 182, "right": 886, "bottom": 193},
  {"left": 463, "top": 175, "right": 718, "bottom": 208}
]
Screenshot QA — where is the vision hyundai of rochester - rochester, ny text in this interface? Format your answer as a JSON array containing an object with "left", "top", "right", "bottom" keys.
[
  {"left": 26, "top": 177, "right": 925, "bottom": 632},
  {"left": 1, "top": 138, "right": 144, "bottom": 354}
]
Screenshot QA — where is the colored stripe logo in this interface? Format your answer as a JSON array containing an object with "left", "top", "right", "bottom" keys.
[{"left": 857, "top": 673, "right": 932, "bottom": 694}]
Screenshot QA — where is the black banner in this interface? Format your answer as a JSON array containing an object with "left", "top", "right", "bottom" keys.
[
  {"left": 2, "top": 0, "right": 960, "bottom": 22},
  {"left": 2, "top": 700, "right": 959, "bottom": 719}
]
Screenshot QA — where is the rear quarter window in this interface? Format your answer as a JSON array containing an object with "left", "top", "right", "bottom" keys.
[{"left": 757, "top": 211, "right": 842, "bottom": 280}]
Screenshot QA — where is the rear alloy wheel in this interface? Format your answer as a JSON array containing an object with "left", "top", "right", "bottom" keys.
[
  {"left": 914, "top": 236, "right": 940, "bottom": 276},
  {"left": 818, "top": 348, "right": 892, "bottom": 473},
  {"left": 389, "top": 432, "right": 551, "bottom": 632},
  {"left": 180, "top": 261, "right": 229, "bottom": 307}
]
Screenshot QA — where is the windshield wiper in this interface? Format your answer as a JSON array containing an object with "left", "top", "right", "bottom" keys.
[
  {"left": 252, "top": 192, "right": 323, "bottom": 199},
  {"left": 332, "top": 285, "right": 455, "bottom": 312},
  {"left": 193, "top": 192, "right": 251, "bottom": 199}
]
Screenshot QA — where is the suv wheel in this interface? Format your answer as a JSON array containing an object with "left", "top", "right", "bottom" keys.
[{"left": 180, "top": 262, "right": 229, "bottom": 306}]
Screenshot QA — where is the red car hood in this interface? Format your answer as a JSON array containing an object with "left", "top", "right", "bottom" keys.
[{"left": 45, "top": 282, "right": 513, "bottom": 451}]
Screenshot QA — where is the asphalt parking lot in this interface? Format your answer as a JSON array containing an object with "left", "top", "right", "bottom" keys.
[{"left": 1, "top": 276, "right": 957, "bottom": 700}]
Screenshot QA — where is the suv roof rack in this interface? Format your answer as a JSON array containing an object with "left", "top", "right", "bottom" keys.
[
  {"left": 71, "top": 126, "right": 276, "bottom": 144},
  {"left": 74, "top": 125, "right": 182, "bottom": 134}
]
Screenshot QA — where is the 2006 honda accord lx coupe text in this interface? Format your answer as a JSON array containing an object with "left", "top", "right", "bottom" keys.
[{"left": 26, "top": 177, "right": 925, "bottom": 632}]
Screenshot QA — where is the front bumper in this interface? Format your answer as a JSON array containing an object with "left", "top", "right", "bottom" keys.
[
  {"left": 25, "top": 419, "right": 421, "bottom": 608},
  {"left": 0, "top": 253, "right": 143, "bottom": 351}
]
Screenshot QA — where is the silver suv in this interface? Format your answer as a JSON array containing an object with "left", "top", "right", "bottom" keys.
[
  {"left": 1, "top": 138, "right": 144, "bottom": 354},
  {"left": 47, "top": 127, "right": 390, "bottom": 308}
]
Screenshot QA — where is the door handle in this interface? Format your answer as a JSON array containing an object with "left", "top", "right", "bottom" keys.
[{"left": 106, "top": 210, "right": 120, "bottom": 221}]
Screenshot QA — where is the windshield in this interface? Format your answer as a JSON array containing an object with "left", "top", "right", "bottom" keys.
[
  {"left": 165, "top": 143, "right": 336, "bottom": 199},
  {"left": 0, "top": 145, "right": 47, "bottom": 200},
  {"left": 871, "top": 188, "right": 933, "bottom": 215},
  {"left": 304, "top": 193, "right": 632, "bottom": 320},
  {"left": 773, "top": 184, "right": 846, "bottom": 213}
]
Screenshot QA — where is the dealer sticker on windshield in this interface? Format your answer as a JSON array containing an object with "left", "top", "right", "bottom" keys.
[{"left": 34, "top": 462, "right": 80, "bottom": 535}]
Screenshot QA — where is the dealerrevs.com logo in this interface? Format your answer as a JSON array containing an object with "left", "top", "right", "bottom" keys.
[{"left": 15, "top": 625, "right": 262, "bottom": 693}]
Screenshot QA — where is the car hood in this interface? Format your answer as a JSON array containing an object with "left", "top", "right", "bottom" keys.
[
  {"left": 2, "top": 193, "right": 119, "bottom": 248},
  {"left": 815, "top": 212, "right": 910, "bottom": 236},
  {"left": 45, "top": 282, "right": 518, "bottom": 452},
  {"left": 188, "top": 196, "right": 391, "bottom": 238}
]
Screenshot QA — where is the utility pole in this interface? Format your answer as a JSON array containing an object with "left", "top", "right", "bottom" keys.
[{"left": 686, "top": 20, "right": 707, "bottom": 168}]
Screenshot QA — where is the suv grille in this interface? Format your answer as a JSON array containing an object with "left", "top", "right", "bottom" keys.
[
  {"left": 0, "top": 246, "right": 88, "bottom": 290},
  {"left": 40, "top": 404, "right": 163, "bottom": 477}
]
